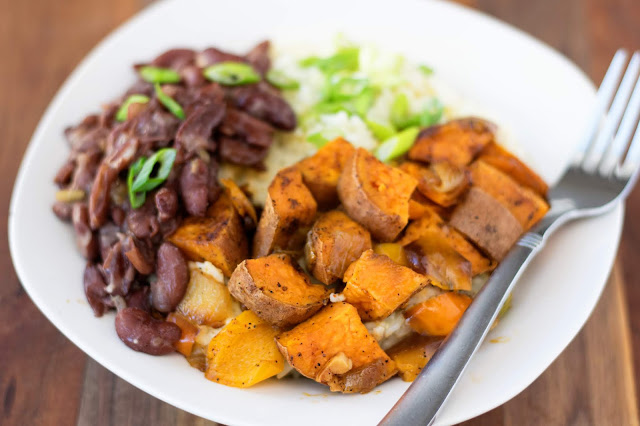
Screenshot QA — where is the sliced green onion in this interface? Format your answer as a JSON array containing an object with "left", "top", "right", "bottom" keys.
[
  {"left": 127, "top": 157, "right": 147, "bottom": 209},
  {"left": 312, "top": 100, "right": 351, "bottom": 115},
  {"left": 154, "top": 84, "right": 185, "bottom": 119},
  {"left": 307, "top": 132, "right": 330, "bottom": 148},
  {"left": 375, "top": 126, "right": 420, "bottom": 163},
  {"left": 266, "top": 69, "right": 299, "bottom": 90},
  {"left": 351, "top": 87, "right": 376, "bottom": 117},
  {"left": 116, "top": 94, "right": 150, "bottom": 122},
  {"left": 203, "top": 62, "right": 261, "bottom": 86},
  {"left": 396, "top": 98, "right": 444, "bottom": 130},
  {"left": 390, "top": 93, "right": 411, "bottom": 129},
  {"left": 418, "top": 64, "right": 434, "bottom": 76},
  {"left": 138, "top": 66, "right": 181, "bottom": 84},
  {"left": 300, "top": 47, "right": 359, "bottom": 75},
  {"left": 328, "top": 76, "right": 369, "bottom": 101},
  {"left": 366, "top": 120, "right": 396, "bottom": 141},
  {"left": 131, "top": 148, "right": 177, "bottom": 193}
]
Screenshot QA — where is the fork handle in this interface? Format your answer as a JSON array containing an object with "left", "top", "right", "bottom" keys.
[{"left": 379, "top": 233, "right": 545, "bottom": 426}]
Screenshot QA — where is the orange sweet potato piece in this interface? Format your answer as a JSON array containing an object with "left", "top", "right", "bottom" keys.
[
  {"left": 296, "top": 137, "right": 356, "bottom": 209},
  {"left": 337, "top": 148, "right": 417, "bottom": 242},
  {"left": 408, "top": 190, "right": 450, "bottom": 220},
  {"left": 228, "top": 253, "right": 330, "bottom": 328},
  {"left": 206, "top": 310, "right": 284, "bottom": 388},
  {"left": 387, "top": 334, "right": 444, "bottom": 381},
  {"left": 404, "top": 234, "right": 473, "bottom": 292},
  {"left": 469, "top": 160, "right": 549, "bottom": 231},
  {"left": 304, "top": 210, "right": 372, "bottom": 285},
  {"left": 276, "top": 302, "right": 396, "bottom": 393},
  {"left": 408, "top": 118, "right": 495, "bottom": 167},
  {"left": 449, "top": 187, "right": 524, "bottom": 260},
  {"left": 399, "top": 161, "right": 470, "bottom": 207},
  {"left": 404, "top": 292, "right": 472, "bottom": 336},
  {"left": 373, "top": 243, "right": 410, "bottom": 267},
  {"left": 166, "top": 312, "right": 199, "bottom": 357},
  {"left": 168, "top": 193, "right": 248, "bottom": 277},
  {"left": 220, "top": 178, "right": 258, "bottom": 230},
  {"left": 479, "top": 142, "right": 548, "bottom": 196},
  {"left": 253, "top": 167, "right": 318, "bottom": 257},
  {"left": 342, "top": 250, "right": 430, "bottom": 321},
  {"left": 399, "top": 209, "right": 495, "bottom": 275}
]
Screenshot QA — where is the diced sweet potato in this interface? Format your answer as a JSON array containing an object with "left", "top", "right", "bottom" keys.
[
  {"left": 408, "top": 190, "right": 450, "bottom": 220},
  {"left": 228, "top": 253, "right": 329, "bottom": 328},
  {"left": 177, "top": 261, "right": 241, "bottom": 327},
  {"left": 206, "top": 310, "right": 284, "bottom": 388},
  {"left": 337, "top": 148, "right": 417, "bottom": 242},
  {"left": 168, "top": 193, "right": 248, "bottom": 276},
  {"left": 166, "top": 312, "right": 199, "bottom": 357},
  {"left": 479, "top": 142, "right": 548, "bottom": 196},
  {"left": 220, "top": 178, "right": 257, "bottom": 230},
  {"left": 305, "top": 210, "right": 372, "bottom": 285},
  {"left": 404, "top": 292, "right": 472, "bottom": 336},
  {"left": 387, "top": 334, "right": 443, "bottom": 381},
  {"left": 404, "top": 234, "right": 473, "bottom": 292},
  {"left": 449, "top": 187, "right": 524, "bottom": 260},
  {"left": 296, "top": 137, "right": 356, "bottom": 209},
  {"left": 373, "top": 243, "right": 410, "bottom": 267},
  {"left": 253, "top": 167, "right": 318, "bottom": 257},
  {"left": 469, "top": 160, "right": 549, "bottom": 231},
  {"left": 408, "top": 118, "right": 495, "bottom": 167},
  {"left": 399, "top": 161, "right": 470, "bottom": 207},
  {"left": 342, "top": 250, "right": 430, "bottom": 321},
  {"left": 276, "top": 302, "right": 396, "bottom": 393},
  {"left": 399, "top": 209, "right": 495, "bottom": 275}
]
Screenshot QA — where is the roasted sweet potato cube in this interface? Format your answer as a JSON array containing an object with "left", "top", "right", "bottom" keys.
[
  {"left": 228, "top": 253, "right": 329, "bottom": 328},
  {"left": 176, "top": 261, "right": 241, "bottom": 327},
  {"left": 479, "top": 142, "right": 548, "bottom": 196},
  {"left": 305, "top": 210, "right": 372, "bottom": 285},
  {"left": 399, "top": 209, "right": 495, "bottom": 275},
  {"left": 168, "top": 193, "right": 248, "bottom": 277},
  {"left": 373, "top": 243, "right": 410, "bottom": 267},
  {"left": 469, "top": 160, "right": 549, "bottom": 231},
  {"left": 408, "top": 118, "right": 495, "bottom": 167},
  {"left": 449, "top": 187, "right": 524, "bottom": 260},
  {"left": 408, "top": 190, "right": 450, "bottom": 220},
  {"left": 220, "top": 178, "right": 257, "bottom": 230},
  {"left": 166, "top": 312, "right": 200, "bottom": 357},
  {"left": 342, "top": 250, "right": 430, "bottom": 321},
  {"left": 399, "top": 161, "right": 470, "bottom": 207},
  {"left": 387, "top": 334, "right": 443, "bottom": 381},
  {"left": 337, "top": 148, "right": 417, "bottom": 242},
  {"left": 296, "top": 137, "right": 356, "bottom": 209},
  {"left": 253, "top": 167, "right": 318, "bottom": 257},
  {"left": 276, "top": 302, "right": 396, "bottom": 393},
  {"left": 206, "top": 310, "right": 284, "bottom": 388},
  {"left": 404, "top": 292, "right": 472, "bottom": 336},
  {"left": 404, "top": 234, "right": 472, "bottom": 292}
]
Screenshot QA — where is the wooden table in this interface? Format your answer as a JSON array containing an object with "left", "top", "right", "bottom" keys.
[{"left": 1, "top": 0, "right": 639, "bottom": 424}]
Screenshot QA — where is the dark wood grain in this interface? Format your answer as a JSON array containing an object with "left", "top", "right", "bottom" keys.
[{"left": 0, "top": 0, "right": 639, "bottom": 425}]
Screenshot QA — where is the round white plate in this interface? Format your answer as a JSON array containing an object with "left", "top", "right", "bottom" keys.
[{"left": 9, "top": 0, "right": 622, "bottom": 424}]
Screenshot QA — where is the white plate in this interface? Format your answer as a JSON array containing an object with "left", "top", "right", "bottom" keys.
[{"left": 9, "top": 0, "right": 622, "bottom": 424}]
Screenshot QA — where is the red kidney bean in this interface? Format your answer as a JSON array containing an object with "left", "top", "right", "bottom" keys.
[
  {"left": 102, "top": 241, "right": 136, "bottom": 296},
  {"left": 154, "top": 188, "right": 178, "bottom": 222},
  {"left": 52, "top": 202, "right": 73, "bottom": 222},
  {"left": 179, "top": 157, "right": 209, "bottom": 216},
  {"left": 122, "top": 235, "right": 155, "bottom": 275},
  {"left": 83, "top": 263, "right": 109, "bottom": 317},
  {"left": 126, "top": 197, "right": 160, "bottom": 240},
  {"left": 72, "top": 203, "right": 99, "bottom": 261},
  {"left": 125, "top": 286, "right": 151, "bottom": 312},
  {"left": 152, "top": 242, "right": 188, "bottom": 312},
  {"left": 115, "top": 307, "right": 180, "bottom": 355},
  {"left": 54, "top": 159, "right": 75, "bottom": 187}
]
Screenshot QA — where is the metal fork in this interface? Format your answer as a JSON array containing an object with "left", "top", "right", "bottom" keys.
[{"left": 380, "top": 49, "right": 640, "bottom": 426}]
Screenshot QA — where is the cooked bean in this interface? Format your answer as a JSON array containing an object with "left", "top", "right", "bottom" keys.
[
  {"left": 52, "top": 201, "right": 73, "bottom": 222},
  {"left": 226, "top": 84, "right": 296, "bottom": 130},
  {"left": 208, "top": 159, "right": 222, "bottom": 203},
  {"left": 154, "top": 187, "right": 178, "bottom": 222},
  {"left": 99, "top": 223, "right": 121, "bottom": 260},
  {"left": 64, "top": 114, "right": 109, "bottom": 154},
  {"left": 125, "top": 286, "right": 151, "bottom": 312},
  {"left": 89, "top": 164, "right": 117, "bottom": 229},
  {"left": 175, "top": 101, "right": 225, "bottom": 158},
  {"left": 152, "top": 242, "right": 188, "bottom": 312},
  {"left": 83, "top": 263, "right": 109, "bottom": 317},
  {"left": 122, "top": 235, "right": 155, "bottom": 275},
  {"left": 219, "top": 108, "right": 274, "bottom": 148},
  {"left": 196, "top": 47, "right": 245, "bottom": 68},
  {"left": 131, "top": 101, "right": 181, "bottom": 144},
  {"left": 126, "top": 197, "right": 160, "bottom": 239},
  {"left": 180, "top": 65, "right": 206, "bottom": 87},
  {"left": 54, "top": 159, "right": 75, "bottom": 187},
  {"left": 219, "top": 136, "right": 268, "bottom": 167},
  {"left": 71, "top": 150, "right": 102, "bottom": 193},
  {"left": 72, "top": 203, "right": 99, "bottom": 260},
  {"left": 110, "top": 206, "right": 126, "bottom": 227},
  {"left": 102, "top": 241, "right": 136, "bottom": 296},
  {"left": 150, "top": 48, "right": 196, "bottom": 69},
  {"left": 179, "top": 157, "right": 209, "bottom": 216},
  {"left": 245, "top": 40, "right": 271, "bottom": 76},
  {"left": 115, "top": 307, "right": 181, "bottom": 355}
]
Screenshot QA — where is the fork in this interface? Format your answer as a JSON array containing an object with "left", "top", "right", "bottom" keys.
[{"left": 379, "top": 49, "right": 640, "bottom": 426}]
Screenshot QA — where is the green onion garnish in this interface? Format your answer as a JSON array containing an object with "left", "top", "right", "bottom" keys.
[
  {"left": 154, "top": 84, "right": 185, "bottom": 119},
  {"left": 203, "top": 62, "right": 261, "bottom": 86},
  {"left": 300, "top": 47, "right": 360, "bottom": 75},
  {"left": 127, "top": 157, "right": 147, "bottom": 209},
  {"left": 375, "top": 126, "right": 420, "bottom": 163},
  {"left": 418, "top": 64, "right": 434, "bottom": 76},
  {"left": 390, "top": 93, "right": 411, "bottom": 129},
  {"left": 365, "top": 120, "right": 396, "bottom": 141},
  {"left": 307, "top": 132, "right": 330, "bottom": 148},
  {"left": 396, "top": 98, "right": 444, "bottom": 129},
  {"left": 328, "top": 76, "right": 369, "bottom": 100},
  {"left": 115, "top": 94, "right": 150, "bottom": 122},
  {"left": 266, "top": 69, "right": 300, "bottom": 90},
  {"left": 138, "top": 66, "right": 181, "bottom": 84},
  {"left": 131, "top": 148, "right": 177, "bottom": 193}
]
